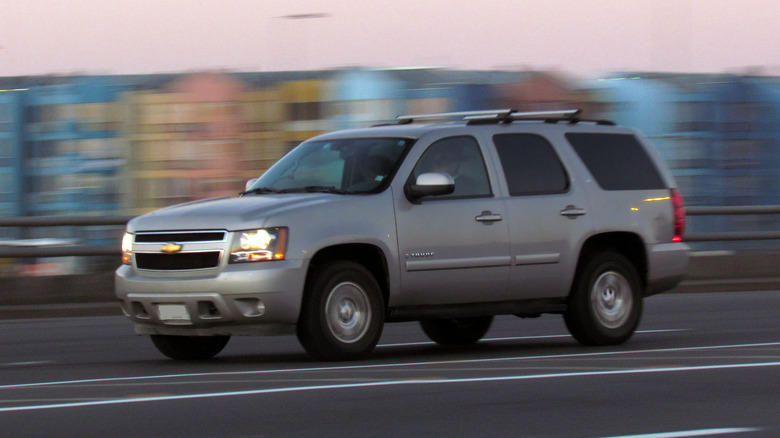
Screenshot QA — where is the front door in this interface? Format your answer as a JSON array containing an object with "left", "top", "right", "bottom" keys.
[{"left": 393, "top": 135, "right": 511, "bottom": 306}]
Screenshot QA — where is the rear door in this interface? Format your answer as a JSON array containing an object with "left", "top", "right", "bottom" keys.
[{"left": 490, "top": 132, "right": 592, "bottom": 299}]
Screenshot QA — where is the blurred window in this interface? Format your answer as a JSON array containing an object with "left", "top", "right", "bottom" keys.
[
  {"left": 717, "top": 139, "right": 766, "bottom": 169},
  {"left": 675, "top": 101, "right": 710, "bottom": 132},
  {"left": 723, "top": 102, "right": 761, "bottom": 133},
  {"left": 0, "top": 104, "right": 12, "bottom": 130},
  {"left": 673, "top": 174, "right": 709, "bottom": 206},
  {"left": 0, "top": 172, "right": 12, "bottom": 194},
  {"left": 0, "top": 138, "right": 12, "bottom": 166},
  {"left": 290, "top": 102, "right": 322, "bottom": 121},
  {"left": 667, "top": 137, "right": 710, "bottom": 169}
]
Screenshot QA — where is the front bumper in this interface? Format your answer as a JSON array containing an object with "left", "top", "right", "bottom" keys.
[{"left": 115, "top": 260, "right": 307, "bottom": 336}]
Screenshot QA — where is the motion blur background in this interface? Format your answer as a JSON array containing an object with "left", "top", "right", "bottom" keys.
[{"left": 0, "top": 1, "right": 779, "bottom": 296}]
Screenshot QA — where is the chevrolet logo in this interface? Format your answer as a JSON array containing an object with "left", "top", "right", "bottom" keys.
[{"left": 160, "top": 242, "right": 183, "bottom": 253}]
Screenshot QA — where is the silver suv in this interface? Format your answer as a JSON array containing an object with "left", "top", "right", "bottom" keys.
[{"left": 116, "top": 109, "right": 689, "bottom": 361}]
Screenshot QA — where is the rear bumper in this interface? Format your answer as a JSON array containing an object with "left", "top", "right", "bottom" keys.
[{"left": 645, "top": 242, "right": 690, "bottom": 296}]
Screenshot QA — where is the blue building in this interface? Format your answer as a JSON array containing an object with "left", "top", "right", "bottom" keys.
[
  {"left": 22, "top": 76, "right": 127, "bottom": 244},
  {"left": 0, "top": 88, "right": 25, "bottom": 238},
  {"left": 750, "top": 76, "right": 780, "bottom": 205},
  {"left": 586, "top": 73, "right": 780, "bottom": 249},
  {"left": 329, "top": 68, "right": 406, "bottom": 129}
]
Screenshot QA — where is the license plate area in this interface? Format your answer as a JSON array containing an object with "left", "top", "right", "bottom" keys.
[{"left": 157, "top": 304, "right": 192, "bottom": 324}]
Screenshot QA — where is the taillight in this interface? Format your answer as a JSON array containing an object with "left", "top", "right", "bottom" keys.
[{"left": 671, "top": 189, "right": 685, "bottom": 242}]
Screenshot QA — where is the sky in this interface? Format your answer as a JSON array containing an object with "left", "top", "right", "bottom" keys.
[{"left": 2, "top": 0, "right": 780, "bottom": 78}]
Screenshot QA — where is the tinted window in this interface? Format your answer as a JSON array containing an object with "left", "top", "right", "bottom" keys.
[
  {"left": 566, "top": 133, "right": 665, "bottom": 190},
  {"left": 412, "top": 136, "right": 491, "bottom": 198},
  {"left": 493, "top": 134, "right": 569, "bottom": 196}
]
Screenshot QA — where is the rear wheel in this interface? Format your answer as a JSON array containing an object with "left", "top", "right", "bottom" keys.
[
  {"left": 297, "top": 261, "right": 384, "bottom": 361},
  {"left": 150, "top": 335, "right": 230, "bottom": 360},
  {"left": 420, "top": 316, "right": 493, "bottom": 346},
  {"left": 564, "top": 252, "right": 642, "bottom": 346}
]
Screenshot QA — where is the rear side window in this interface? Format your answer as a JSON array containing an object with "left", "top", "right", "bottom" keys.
[
  {"left": 566, "top": 133, "right": 666, "bottom": 190},
  {"left": 493, "top": 134, "right": 569, "bottom": 196}
]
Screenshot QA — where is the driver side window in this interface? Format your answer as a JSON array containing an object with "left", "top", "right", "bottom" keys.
[{"left": 413, "top": 136, "right": 491, "bottom": 198}]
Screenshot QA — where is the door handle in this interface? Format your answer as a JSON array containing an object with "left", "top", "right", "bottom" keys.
[
  {"left": 560, "top": 205, "right": 587, "bottom": 217},
  {"left": 476, "top": 211, "right": 503, "bottom": 222}
]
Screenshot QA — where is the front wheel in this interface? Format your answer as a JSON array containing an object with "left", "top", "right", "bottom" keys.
[
  {"left": 420, "top": 316, "right": 493, "bottom": 346},
  {"left": 564, "top": 252, "right": 642, "bottom": 346},
  {"left": 150, "top": 335, "right": 230, "bottom": 360},
  {"left": 297, "top": 261, "right": 384, "bottom": 361}
]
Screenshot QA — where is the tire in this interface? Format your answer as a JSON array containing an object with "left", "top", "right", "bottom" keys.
[
  {"left": 150, "top": 335, "right": 230, "bottom": 360},
  {"left": 297, "top": 261, "right": 384, "bottom": 361},
  {"left": 564, "top": 252, "right": 642, "bottom": 346},
  {"left": 420, "top": 316, "right": 493, "bottom": 346}
]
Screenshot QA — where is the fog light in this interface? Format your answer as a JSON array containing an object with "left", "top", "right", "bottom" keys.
[{"left": 235, "top": 298, "right": 266, "bottom": 317}]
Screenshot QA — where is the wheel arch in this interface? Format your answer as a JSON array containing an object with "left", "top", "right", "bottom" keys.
[
  {"left": 303, "top": 243, "right": 390, "bottom": 311},
  {"left": 571, "top": 232, "right": 647, "bottom": 296}
]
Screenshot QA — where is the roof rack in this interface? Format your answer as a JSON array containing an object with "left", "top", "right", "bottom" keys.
[
  {"left": 395, "top": 109, "right": 585, "bottom": 124},
  {"left": 396, "top": 109, "right": 514, "bottom": 124}
]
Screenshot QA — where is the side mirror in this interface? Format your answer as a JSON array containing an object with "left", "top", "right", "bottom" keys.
[
  {"left": 406, "top": 172, "right": 455, "bottom": 201},
  {"left": 245, "top": 178, "right": 258, "bottom": 191}
]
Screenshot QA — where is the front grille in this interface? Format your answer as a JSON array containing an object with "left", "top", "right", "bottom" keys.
[
  {"left": 136, "top": 252, "right": 221, "bottom": 270},
  {"left": 135, "top": 231, "right": 226, "bottom": 243}
]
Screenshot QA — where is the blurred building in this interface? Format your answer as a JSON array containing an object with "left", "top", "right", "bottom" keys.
[
  {"left": 21, "top": 77, "right": 126, "bottom": 245},
  {"left": 329, "top": 68, "right": 405, "bottom": 129},
  {"left": 3, "top": 67, "right": 780, "bottom": 255},
  {"left": 0, "top": 88, "right": 24, "bottom": 234},
  {"left": 751, "top": 76, "right": 780, "bottom": 203},
  {"left": 123, "top": 72, "right": 251, "bottom": 213},
  {"left": 495, "top": 71, "right": 580, "bottom": 112},
  {"left": 241, "top": 83, "right": 287, "bottom": 185},
  {"left": 585, "top": 72, "right": 780, "bottom": 248},
  {"left": 280, "top": 78, "right": 333, "bottom": 149}
]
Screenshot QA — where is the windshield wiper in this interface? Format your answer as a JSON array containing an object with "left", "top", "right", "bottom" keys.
[
  {"left": 239, "top": 187, "right": 282, "bottom": 196},
  {"left": 279, "top": 186, "right": 349, "bottom": 195}
]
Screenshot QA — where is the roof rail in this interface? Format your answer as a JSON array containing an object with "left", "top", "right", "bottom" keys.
[
  {"left": 396, "top": 109, "right": 514, "bottom": 124},
  {"left": 395, "top": 109, "right": 583, "bottom": 124},
  {"left": 509, "top": 109, "right": 581, "bottom": 120}
]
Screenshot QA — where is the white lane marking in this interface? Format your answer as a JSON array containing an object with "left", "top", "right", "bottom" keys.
[
  {"left": 0, "top": 361, "right": 779, "bottom": 413},
  {"left": 379, "top": 329, "right": 688, "bottom": 348},
  {"left": 378, "top": 334, "right": 571, "bottom": 348},
  {"left": 1, "top": 341, "right": 778, "bottom": 390},
  {"left": 1, "top": 361, "right": 52, "bottom": 367},
  {"left": 596, "top": 427, "right": 760, "bottom": 438}
]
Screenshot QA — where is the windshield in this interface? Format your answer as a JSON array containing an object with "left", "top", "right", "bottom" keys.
[{"left": 245, "top": 138, "right": 413, "bottom": 195}]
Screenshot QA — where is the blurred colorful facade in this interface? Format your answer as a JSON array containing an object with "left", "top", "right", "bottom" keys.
[{"left": 3, "top": 67, "right": 780, "bottom": 255}]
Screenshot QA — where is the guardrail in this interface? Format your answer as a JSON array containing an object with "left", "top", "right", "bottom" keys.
[
  {"left": 0, "top": 216, "right": 132, "bottom": 258},
  {"left": 1, "top": 206, "right": 780, "bottom": 258},
  {"left": 684, "top": 206, "right": 780, "bottom": 242}
]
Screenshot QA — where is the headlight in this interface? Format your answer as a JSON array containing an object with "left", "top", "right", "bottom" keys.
[
  {"left": 229, "top": 227, "right": 288, "bottom": 263},
  {"left": 121, "top": 232, "right": 133, "bottom": 265}
]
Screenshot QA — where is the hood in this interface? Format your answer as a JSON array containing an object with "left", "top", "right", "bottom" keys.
[{"left": 127, "top": 194, "right": 343, "bottom": 232}]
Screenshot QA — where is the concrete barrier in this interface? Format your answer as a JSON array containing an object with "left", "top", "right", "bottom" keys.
[{"left": 672, "top": 250, "right": 780, "bottom": 293}]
